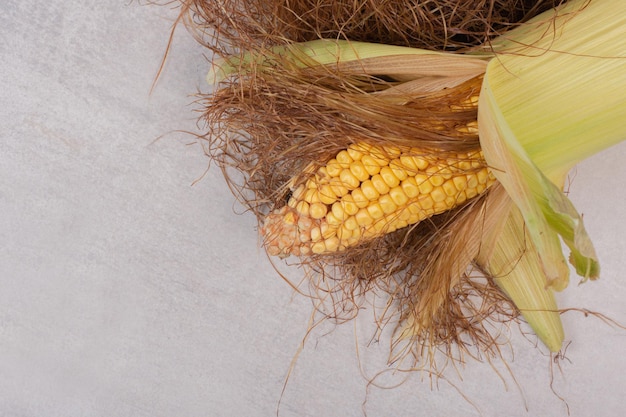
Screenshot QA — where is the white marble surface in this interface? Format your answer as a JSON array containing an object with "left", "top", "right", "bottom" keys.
[{"left": 1, "top": 1, "right": 625, "bottom": 416}]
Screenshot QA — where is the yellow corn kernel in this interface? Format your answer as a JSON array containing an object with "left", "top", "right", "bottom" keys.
[
  {"left": 339, "top": 168, "right": 361, "bottom": 189},
  {"left": 341, "top": 194, "right": 360, "bottom": 216},
  {"left": 379, "top": 166, "right": 400, "bottom": 188},
  {"left": 335, "top": 150, "right": 353, "bottom": 168},
  {"left": 325, "top": 159, "right": 342, "bottom": 177},
  {"left": 453, "top": 175, "right": 467, "bottom": 191},
  {"left": 360, "top": 155, "right": 382, "bottom": 176},
  {"left": 416, "top": 174, "right": 434, "bottom": 195},
  {"left": 343, "top": 216, "right": 359, "bottom": 231},
  {"left": 295, "top": 200, "right": 310, "bottom": 216},
  {"left": 400, "top": 177, "right": 420, "bottom": 199},
  {"left": 346, "top": 145, "right": 363, "bottom": 161},
  {"left": 318, "top": 184, "right": 338, "bottom": 205},
  {"left": 325, "top": 236, "right": 340, "bottom": 252},
  {"left": 311, "top": 241, "right": 326, "bottom": 254},
  {"left": 361, "top": 179, "right": 380, "bottom": 201},
  {"left": 389, "top": 160, "right": 409, "bottom": 181},
  {"left": 389, "top": 186, "right": 409, "bottom": 206},
  {"left": 442, "top": 180, "right": 458, "bottom": 197},
  {"left": 351, "top": 188, "right": 370, "bottom": 208},
  {"left": 379, "top": 194, "right": 398, "bottom": 215},
  {"left": 355, "top": 208, "right": 374, "bottom": 226},
  {"left": 329, "top": 178, "right": 349, "bottom": 198},
  {"left": 371, "top": 174, "right": 391, "bottom": 194},
  {"left": 304, "top": 188, "right": 321, "bottom": 204},
  {"left": 431, "top": 187, "right": 447, "bottom": 203},
  {"left": 349, "top": 161, "right": 370, "bottom": 182},
  {"left": 309, "top": 202, "right": 328, "bottom": 219},
  {"left": 326, "top": 211, "right": 342, "bottom": 226},
  {"left": 366, "top": 203, "right": 385, "bottom": 220},
  {"left": 331, "top": 201, "right": 347, "bottom": 221}
]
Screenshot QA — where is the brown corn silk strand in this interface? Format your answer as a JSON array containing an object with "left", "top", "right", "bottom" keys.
[{"left": 178, "top": 0, "right": 561, "bottom": 53}]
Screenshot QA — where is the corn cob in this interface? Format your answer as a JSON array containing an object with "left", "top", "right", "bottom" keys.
[{"left": 262, "top": 142, "right": 496, "bottom": 257}]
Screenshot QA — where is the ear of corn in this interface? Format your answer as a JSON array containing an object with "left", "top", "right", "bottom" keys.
[{"left": 262, "top": 142, "right": 496, "bottom": 257}]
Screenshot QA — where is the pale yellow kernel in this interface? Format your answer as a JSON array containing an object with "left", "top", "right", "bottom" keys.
[
  {"left": 325, "top": 236, "right": 340, "bottom": 252},
  {"left": 351, "top": 188, "right": 370, "bottom": 208},
  {"left": 343, "top": 216, "right": 359, "bottom": 231},
  {"left": 371, "top": 218, "right": 389, "bottom": 234},
  {"left": 350, "top": 142, "right": 372, "bottom": 153},
  {"left": 379, "top": 194, "right": 398, "bottom": 215},
  {"left": 453, "top": 176, "right": 467, "bottom": 191},
  {"left": 431, "top": 187, "right": 447, "bottom": 203},
  {"left": 346, "top": 146, "right": 363, "bottom": 161},
  {"left": 466, "top": 174, "right": 478, "bottom": 189},
  {"left": 287, "top": 197, "right": 297, "bottom": 207},
  {"left": 350, "top": 226, "right": 362, "bottom": 241},
  {"left": 326, "top": 211, "right": 342, "bottom": 226},
  {"left": 434, "top": 200, "right": 451, "bottom": 212},
  {"left": 329, "top": 178, "right": 349, "bottom": 198},
  {"left": 304, "top": 188, "right": 321, "bottom": 204},
  {"left": 295, "top": 200, "right": 310, "bottom": 216},
  {"left": 309, "top": 202, "right": 328, "bottom": 219},
  {"left": 407, "top": 202, "right": 421, "bottom": 215},
  {"left": 399, "top": 155, "right": 418, "bottom": 173},
  {"left": 355, "top": 208, "right": 374, "bottom": 226},
  {"left": 389, "top": 160, "right": 409, "bottom": 181},
  {"left": 477, "top": 169, "right": 490, "bottom": 184},
  {"left": 326, "top": 159, "right": 342, "bottom": 177},
  {"left": 456, "top": 191, "right": 467, "bottom": 204},
  {"left": 283, "top": 211, "right": 296, "bottom": 225},
  {"left": 300, "top": 246, "right": 311, "bottom": 256},
  {"left": 466, "top": 187, "right": 478, "bottom": 199},
  {"left": 318, "top": 184, "right": 338, "bottom": 205},
  {"left": 383, "top": 146, "right": 402, "bottom": 158},
  {"left": 339, "top": 168, "right": 361, "bottom": 189},
  {"left": 349, "top": 161, "right": 370, "bottom": 182},
  {"left": 477, "top": 183, "right": 487, "bottom": 193},
  {"left": 427, "top": 172, "right": 445, "bottom": 187},
  {"left": 367, "top": 203, "right": 385, "bottom": 220},
  {"left": 320, "top": 223, "right": 334, "bottom": 239},
  {"left": 418, "top": 195, "right": 435, "bottom": 210},
  {"left": 417, "top": 175, "right": 434, "bottom": 194},
  {"left": 442, "top": 180, "right": 458, "bottom": 197},
  {"left": 368, "top": 147, "right": 390, "bottom": 166},
  {"left": 360, "top": 180, "right": 380, "bottom": 201},
  {"left": 393, "top": 218, "right": 408, "bottom": 230},
  {"left": 312, "top": 241, "right": 326, "bottom": 254},
  {"left": 401, "top": 177, "right": 420, "bottom": 199},
  {"left": 389, "top": 186, "right": 409, "bottom": 206},
  {"left": 438, "top": 166, "right": 453, "bottom": 180},
  {"left": 331, "top": 202, "right": 347, "bottom": 221},
  {"left": 412, "top": 155, "right": 430, "bottom": 171},
  {"left": 360, "top": 155, "right": 382, "bottom": 176},
  {"left": 407, "top": 212, "right": 421, "bottom": 225},
  {"left": 336, "top": 226, "right": 352, "bottom": 241},
  {"left": 341, "top": 195, "right": 359, "bottom": 216},
  {"left": 444, "top": 196, "right": 457, "bottom": 207},
  {"left": 336, "top": 150, "right": 353, "bottom": 168},
  {"left": 371, "top": 174, "right": 391, "bottom": 194},
  {"left": 458, "top": 160, "right": 473, "bottom": 171},
  {"left": 379, "top": 166, "right": 401, "bottom": 188},
  {"left": 398, "top": 207, "right": 411, "bottom": 222}
]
